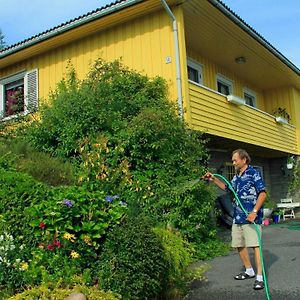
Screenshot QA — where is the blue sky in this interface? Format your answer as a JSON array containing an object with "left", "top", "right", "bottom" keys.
[{"left": 1, "top": 0, "right": 300, "bottom": 68}]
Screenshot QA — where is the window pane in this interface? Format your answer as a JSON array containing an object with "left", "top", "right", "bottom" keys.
[
  {"left": 244, "top": 93, "right": 255, "bottom": 107},
  {"left": 188, "top": 66, "right": 199, "bottom": 83},
  {"left": 217, "top": 81, "right": 230, "bottom": 95},
  {"left": 5, "top": 79, "right": 24, "bottom": 116}
]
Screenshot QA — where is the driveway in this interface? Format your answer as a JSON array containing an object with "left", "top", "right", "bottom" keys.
[{"left": 185, "top": 220, "right": 300, "bottom": 300}]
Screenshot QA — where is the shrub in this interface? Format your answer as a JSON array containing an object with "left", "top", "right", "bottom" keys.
[
  {"left": 6, "top": 283, "right": 119, "bottom": 300},
  {"left": 0, "top": 168, "right": 50, "bottom": 244},
  {"left": 0, "top": 138, "right": 75, "bottom": 186},
  {"left": 153, "top": 227, "right": 193, "bottom": 298},
  {"left": 97, "top": 215, "right": 169, "bottom": 300}
]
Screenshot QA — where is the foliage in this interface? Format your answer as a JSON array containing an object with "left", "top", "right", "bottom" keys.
[
  {"left": 0, "top": 168, "right": 50, "bottom": 244},
  {"left": 273, "top": 107, "right": 291, "bottom": 122},
  {"left": 0, "top": 58, "right": 221, "bottom": 297},
  {"left": 97, "top": 215, "right": 169, "bottom": 300},
  {"left": 192, "top": 239, "right": 231, "bottom": 260},
  {"left": 289, "top": 158, "right": 300, "bottom": 196},
  {"left": 0, "top": 232, "right": 28, "bottom": 290},
  {"left": 0, "top": 29, "right": 6, "bottom": 50},
  {"left": 263, "top": 193, "right": 276, "bottom": 209},
  {"left": 25, "top": 58, "right": 214, "bottom": 244},
  {"left": 26, "top": 60, "right": 170, "bottom": 158},
  {"left": 0, "top": 138, "right": 75, "bottom": 186},
  {"left": 153, "top": 227, "right": 193, "bottom": 298},
  {"left": 6, "top": 282, "right": 119, "bottom": 300}
]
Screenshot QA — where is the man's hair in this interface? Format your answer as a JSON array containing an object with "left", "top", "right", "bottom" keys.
[{"left": 232, "top": 148, "right": 251, "bottom": 164}]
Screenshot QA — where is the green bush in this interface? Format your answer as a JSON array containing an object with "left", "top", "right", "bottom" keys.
[
  {"left": 0, "top": 168, "right": 49, "bottom": 243},
  {"left": 0, "top": 138, "right": 75, "bottom": 186},
  {"left": 153, "top": 227, "right": 193, "bottom": 298},
  {"left": 25, "top": 58, "right": 215, "bottom": 244},
  {"left": 6, "top": 283, "right": 119, "bottom": 300},
  {"left": 97, "top": 215, "right": 169, "bottom": 300}
]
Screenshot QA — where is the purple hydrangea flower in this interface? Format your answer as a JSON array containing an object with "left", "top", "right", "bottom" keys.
[
  {"left": 62, "top": 199, "right": 74, "bottom": 207},
  {"left": 105, "top": 196, "right": 114, "bottom": 203}
]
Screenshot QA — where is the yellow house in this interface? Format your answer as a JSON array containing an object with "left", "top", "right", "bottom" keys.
[{"left": 0, "top": 0, "right": 299, "bottom": 201}]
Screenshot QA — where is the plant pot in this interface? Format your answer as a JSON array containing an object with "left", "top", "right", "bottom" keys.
[{"left": 272, "top": 215, "right": 280, "bottom": 223}]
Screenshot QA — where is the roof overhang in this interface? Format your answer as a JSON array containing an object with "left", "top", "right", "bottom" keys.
[{"left": 182, "top": 0, "right": 300, "bottom": 90}]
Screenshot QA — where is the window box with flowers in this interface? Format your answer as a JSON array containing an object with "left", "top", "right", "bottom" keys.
[{"left": 273, "top": 107, "right": 291, "bottom": 125}]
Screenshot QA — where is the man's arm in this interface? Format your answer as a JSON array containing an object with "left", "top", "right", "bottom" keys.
[
  {"left": 202, "top": 172, "right": 226, "bottom": 190},
  {"left": 247, "top": 191, "right": 267, "bottom": 223}
]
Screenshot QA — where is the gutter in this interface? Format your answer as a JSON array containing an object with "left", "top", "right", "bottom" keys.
[
  {"left": 161, "top": 0, "right": 183, "bottom": 119},
  {"left": 0, "top": 0, "right": 144, "bottom": 60},
  {"left": 209, "top": 0, "right": 300, "bottom": 76}
]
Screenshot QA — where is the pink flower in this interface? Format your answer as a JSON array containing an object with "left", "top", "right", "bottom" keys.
[
  {"left": 39, "top": 222, "right": 45, "bottom": 229},
  {"left": 47, "top": 244, "right": 54, "bottom": 251},
  {"left": 53, "top": 240, "right": 61, "bottom": 248}
]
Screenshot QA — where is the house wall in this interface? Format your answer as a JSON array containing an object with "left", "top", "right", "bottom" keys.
[
  {"left": 188, "top": 82, "right": 298, "bottom": 154},
  {"left": 0, "top": 9, "right": 179, "bottom": 105},
  {"left": 186, "top": 49, "right": 265, "bottom": 111}
]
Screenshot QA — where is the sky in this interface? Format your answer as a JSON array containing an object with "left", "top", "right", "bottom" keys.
[{"left": 1, "top": 0, "right": 300, "bottom": 68}]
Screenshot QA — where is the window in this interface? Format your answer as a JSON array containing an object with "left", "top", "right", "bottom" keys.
[
  {"left": 187, "top": 59, "right": 203, "bottom": 84},
  {"left": 243, "top": 88, "right": 257, "bottom": 108},
  {"left": 0, "top": 69, "right": 38, "bottom": 119},
  {"left": 217, "top": 74, "right": 233, "bottom": 96},
  {"left": 253, "top": 165, "right": 264, "bottom": 180},
  {"left": 225, "top": 163, "right": 235, "bottom": 181},
  {"left": 226, "top": 163, "right": 264, "bottom": 180}
]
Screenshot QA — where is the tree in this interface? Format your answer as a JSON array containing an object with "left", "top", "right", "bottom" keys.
[{"left": 0, "top": 29, "right": 6, "bottom": 50}]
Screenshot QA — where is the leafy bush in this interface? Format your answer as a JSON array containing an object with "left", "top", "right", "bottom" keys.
[
  {"left": 25, "top": 58, "right": 215, "bottom": 244},
  {"left": 26, "top": 60, "right": 170, "bottom": 158},
  {"left": 6, "top": 283, "right": 119, "bottom": 300},
  {"left": 97, "top": 215, "right": 169, "bottom": 300},
  {"left": 153, "top": 227, "right": 193, "bottom": 298},
  {"left": 0, "top": 138, "right": 75, "bottom": 186},
  {"left": 0, "top": 168, "right": 49, "bottom": 243}
]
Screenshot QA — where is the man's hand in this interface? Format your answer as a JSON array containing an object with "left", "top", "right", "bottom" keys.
[
  {"left": 247, "top": 211, "right": 257, "bottom": 223},
  {"left": 202, "top": 172, "right": 215, "bottom": 182}
]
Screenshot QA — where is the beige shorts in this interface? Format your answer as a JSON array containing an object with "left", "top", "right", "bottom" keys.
[{"left": 231, "top": 224, "right": 262, "bottom": 248}]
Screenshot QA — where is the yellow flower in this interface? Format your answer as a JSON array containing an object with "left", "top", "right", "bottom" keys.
[
  {"left": 83, "top": 235, "right": 92, "bottom": 245},
  {"left": 70, "top": 250, "right": 80, "bottom": 259},
  {"left": 63, "top": 232, "right": 76, "bottom": 242},
  {"left": 20, "top": 262, "right": 29, "bottom": 271}
]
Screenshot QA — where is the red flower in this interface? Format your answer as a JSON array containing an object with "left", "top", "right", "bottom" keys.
[
  {"left": 39, "top": 222, "right": 45, "bottom": 229},
  {"left": 53, "top": 240, "right": 61, "bottom": 248},
  {"left": 47, "top": 244, "right": 54, "bottom": 251}
]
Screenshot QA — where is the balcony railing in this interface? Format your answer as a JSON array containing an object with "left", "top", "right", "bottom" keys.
[{"left": 187, "top": 81, "right": 298, "bottom": 154}]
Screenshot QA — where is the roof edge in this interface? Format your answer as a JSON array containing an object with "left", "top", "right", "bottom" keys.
[{"left": 0, "top": 0, "right": 143, "bottom": 60}]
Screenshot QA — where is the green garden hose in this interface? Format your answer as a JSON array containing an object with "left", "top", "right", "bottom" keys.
[{"left": 213, "top": 173, "right": 271, "bottom": 300}]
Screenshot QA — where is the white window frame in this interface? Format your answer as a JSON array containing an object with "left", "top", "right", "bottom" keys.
[
  {"left": 187, "top": 58, "right": 203, "bottom": 85},
  {"left": 243, "top": 87, "right": 257, "bottom": 108},
  {"left": 216, "top": 74, "right": 233, "bottom": 96},
  {"left": 0, "top": 69, "right": 38, "bottom": 120}
]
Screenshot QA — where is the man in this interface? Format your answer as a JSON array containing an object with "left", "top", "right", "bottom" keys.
[{"left": 203, "top": 149, "right": 266, "bottom": 290}]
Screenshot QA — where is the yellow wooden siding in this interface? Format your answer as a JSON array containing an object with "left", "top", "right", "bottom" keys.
[
  {"left": 186, "top": 49, "right": 265, "bottom": 110},
  {"left": 263, "top": 88, "right": 295, "bottom": 124},
  {"left": 0, "top": 10, "right": 177, "bottom": 104},
  {"left": 188, "top": 82, "right": 298, "bottom": 154}
]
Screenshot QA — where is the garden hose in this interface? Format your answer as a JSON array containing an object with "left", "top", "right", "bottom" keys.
[{"left": 212, "top": 173, "right": 271, "bottom": 300}]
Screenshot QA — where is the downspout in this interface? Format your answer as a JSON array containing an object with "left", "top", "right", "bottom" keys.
[{"left": 161, "top": 0, "right": 183, "bottom": 119}]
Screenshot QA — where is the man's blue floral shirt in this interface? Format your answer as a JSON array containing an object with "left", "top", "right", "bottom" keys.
[{"left": 230, "top": 165, "right": 266, "bottom": 224}]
